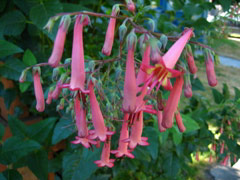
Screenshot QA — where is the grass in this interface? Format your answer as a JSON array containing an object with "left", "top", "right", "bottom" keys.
[{"left": 210, "top": 38, "right": 240, "bottom": 60}]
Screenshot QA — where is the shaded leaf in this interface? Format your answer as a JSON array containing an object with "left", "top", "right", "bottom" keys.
[
  {"left": 0, "top": 40, "right": 23, "bottom": 58},
  {"left": 163, "top": 153, "right": 180, "bottom": 177},
  {"left": 212, "top": 88, "right": 223, "bottom": 104},
  {"left": 30, "top": 0, "right": 63, "bottom": 29},
  {"left": 52, "top": 117, "right": 75, "bottom": 145},
  {"left": 2, "top": 169, "right": 22, "bottom": 180},
  {"left": 0, "top": 137, "right": 41, "bottom": 164},
  {"left": 182, "top": 114, "right": 200, "bottom": 133},
  {"left": 23, "top": 49, "right": 37, "bottom": 66},
  {"left": 143, "top": 127, "right": 159, "bottom": 159},
  {"left": 172, "top": 127, "right": 183, "bottom": 145},
  {"left": 26, "top": 150, "right": 48, "bottom": 180},
  {"left": 0, "top": 123, "right": 4, "bottom": 140},
  {"left": 8, "top": 116, "right": 28, "bottom": 139},
  {"left": 0, "top": 10, "right": 26, "bottom": 36},
  {"left": 0, "top": 58, "right": 26, "bottom": 81},
  {"left": 19, "top": 82, "right": 31, "bottom": 93},
  {"left": 63, "top": 148, "right": 101, "bottom": 180},
  {"left": 0, "top": 89, "right": 17, "bottom": 109}
]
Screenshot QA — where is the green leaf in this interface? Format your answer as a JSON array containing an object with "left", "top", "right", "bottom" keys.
[
  {"left": 48, "top": 155, "right": 62, "bottom": 173},
  {"left": 234, "top": 87, "right": 240, "bottom": 101},
  {"left": 0, "top": 10, "right": 26, "bottom": 36},
  {"left": 8, "top": 116, "right": 29, "bottom": 138},
  {"left": 62, "top": 3, "right": 90, "bottom": 12},
  {"left": 0, "top": 0, "right": 7, "bottom": 12},
  {"left": 219, "top": 0, "right": 231, "bottom": 11},
  {"left": 0, "top": 88, "right": 17, "bottom": 109},
  {"left": 2, "top": 169, "right": 22, "bottom": 180},
  {"left": 143, "top": 127, "right": 159, "bottom": 159},
  {"left": 27, "top": 117, "right": 57, "bottom": 144},
  {"left": 0, "top": 173, "right": 7, "bottom": 180},
  {"left": 19, "top": 82, "right": 31, "bottom": 93},
  {"left": 52, "top": 117, "right": 75, "bottom": 145},
  {"left": 222, "top": 83, "right": 230, "bottom": 100},
  {"left": 182, "top": 114, "right": 200, "bottom": 133},
  {"left": 162, "top": 153, "right": 180, "bottom": 177},
  {"left": 26, "top": 150, "right": 48, "bottom": 180},
  {"left": 172, "top": 127, "right": 182, "bottom": 145},
  {"left": 0, "top": 123, "right": 4, "bottom": 140},
  {"left": 63, "top": 148, "right": 101, "bottom": 180},
  {"left": 212, "top": 88, "right": 224, "bottom": 104},
  {"left": 0, "top": 40, "right": 23, "bottom": 58},
  {"left": 191, "top": 77, "right": 205, "bottom": 91},
  {"left": 0, "top": 137, "right": 41, "bottom": 164},
  {"left": 0, "top": 58, "right": 26, "bottom": 81},
  {"left": 132, "top": 146, "right": 151, "bottom": 162},
  {"left": 30, "top": 0, "right": 63, "bottom": 29},
  {"left": 23, "top": 49, "right": 37, "bottom": 66}
]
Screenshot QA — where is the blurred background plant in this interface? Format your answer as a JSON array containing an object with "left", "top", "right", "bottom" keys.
[{"left": 0, "top": 0, "right": 239, "bottom": 180}]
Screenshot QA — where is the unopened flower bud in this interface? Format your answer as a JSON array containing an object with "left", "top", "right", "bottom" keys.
[
  {"left": 148, "top": 19, "right": 155, "bottom": 32},
  {"left": 19, "top": 68, "right": 29, "bottom": 83},
  {"left": 149, "top": 38, "right": 162, "bottom": 63},
  {"left": 127, "top": 29, "right": 137, "bottom": 50},
  {"left": 119, "top": 22, "right": 127, "bottom": 43},
  {"left": 160, "top": 34, "right": 168, "bottom": 49},
  {"left": 204, "top": 50, "right": 218, "bottom": 87},
  {"left": 125, "top": 0, "right": 135, "bottom": 12},
  {"left": 44, "top": 16, "right": 59, "bottom": 32},
  {"left": 59, "top": 98, "right": 65, "bottom": 110},
  {"left": 88, "top": 60, "right": 95, "bottom": 72},
  {"left": 184, "top": 72, "right": 192, "bottom": 98},
  {"left": 52, "top": 68, "right": 60, "bottom": 82},
  {"left": 115, "top": 65, "right": 122, "bottom": 80},
  {"left": 60, "top": 15, "right": 71, "bottom": 31}
]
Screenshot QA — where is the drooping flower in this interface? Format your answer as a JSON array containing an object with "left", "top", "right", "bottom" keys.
[
  {"left": 101, "top": 5, "right": 120, "bottom": 56},
  {"left": 124, "top": 111, "right": 149, "bottom": 149},
  {"left": 48, "top": 15, "right": 71, "bottom": 67},
  {"left": 69, "top": 15, "right": 90, "bottom": 92},
  {"left": 52, "top": 74, "right": 66, "bottom": 100},
  {"left": 220, "top": 142, "right": 224, "bottom": 154},
  {"left": 111, "top": 114, "right": 134, "bottom": 158},
  {"left": 88, "top": 81, "right": 114, "bottom": 141},
  {"left": 184, "top": 73, "right": 192, "bottom": 98},
  {"left": 175, "top": 111, "right": 186, "bottom": 132},
  {"left": 162, "top": 75, "right": 184, "bottom": 129},
  {"left": 209, "top": 153, "right": 213, "bottom": 163},
  {"left": 71, "top": 95, "right": 96, "bottom": 148},
  {"left": 157, "top": 110, "right": 166, "bottom": 132},
  {"left": 185, "top": 44, "right": 198, "bottom": 74},
  {"left": 196, "top": 152, "right": 199, "bottom": 161},
  {"left": 46, "top": 87, "right": 54, "bottom": 105},
  {"left": 33, "top": 67, "right": 45, "bottom": 112},
  {"left": 221, "top": 154, "right": 230, "bottom": 166},
  {"left": 204, "top": 50, "right": 218, "bottom": 87},
  {"left": 94, "top": 136, "right": 115, "bottom": 168},
  {"left": 163, "top": 28, "right": 194, "bottom": 69},
  {"left": 125, "top": 0, "right": 135, "bottom": 12},
  {"left": 123, "top": 30, "right": 137, "bottom": 113},
  {"left": 212, "top": 143, "right": 216, "bottom": 152}
]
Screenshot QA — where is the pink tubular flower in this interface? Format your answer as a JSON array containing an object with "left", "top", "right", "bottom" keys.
[
  {"left": 157, "top": 110, "right": 166, "bottom": 132},
  {"left": 184, "top": 73, "right": 192, "bottom": 98},
  {"left": 163, "top": 28, "right": 194, "bottom": 69},
  {"left": 175, "top": 111, "right": 186, "bottom": 132},
  {"left": 162, "top": 75, "right": 184, "bottom": 129},
  {"left": 185, "top": 45, "right": 197, "bottom": 74},
  {"left": 94, "top": 136, "right": 115, "bottom": 168},
  {"left": 123, "top": 30, "right": 137, "bottom": 113},
  {"left": 71, "top": 95, "right": 96, "bottom": 148},
  {"left": 46, "top": 87, "right": 54, "bottom": 104},
  {"left": 48, "top": 15, "right": 71, "bottom": 67},
  {"left": 69, "top": 15, "right": 90, "bottom": 92},
  {"left": 88, "top": 81, "right": 114, "bottom": 141},
  {"left": 205, "top": 50, "right": 218, "bottom": 87},
  {"left": 125, "top": 0, "right": 135, "bottom": 12},
  {"left": 33, "top": 67, "right": 45, "bottom": 112},
  {"left": 221, "top": 154, "right": 230, "bottom": 166},
  {"left": 101, "top": 5, "right": 120, "bottom": 56},
  {"left": 196, "top": 152, "right": 199, "bottom": 161},
  {"left": 111, "top": 114, "right": 134, "bottom": 158},
  {"left": 220, "top": 142, "right": 224, "bottom": 154},
  {"left": 124, "top": 111, "right": 149, "bottom": 149},
  {"left": 209, "top": 153, "right": 213, "bottom": 163}
]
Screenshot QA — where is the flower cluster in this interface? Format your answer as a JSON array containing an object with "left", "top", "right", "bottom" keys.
[{"left": 19, "top": 0, "right": 219, "bottom": 168}]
